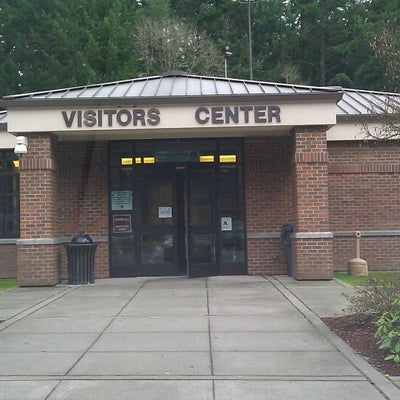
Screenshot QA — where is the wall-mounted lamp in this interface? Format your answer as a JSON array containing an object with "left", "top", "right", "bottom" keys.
[{"left": 14, "top": 136, "right": 28, "bottom": 157}]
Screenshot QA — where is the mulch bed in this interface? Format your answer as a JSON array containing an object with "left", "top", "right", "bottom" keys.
[{"left": 322, "top": 314, "right": 400, "bottom": 376}]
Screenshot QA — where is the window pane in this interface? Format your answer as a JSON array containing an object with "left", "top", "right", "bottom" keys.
[
  {"left": 220, "top": 167, "right": 239, "bottom": 209},
  {"left": 190, "top": 234, "right": 215, "bottom": 263},
  {"left": 142, "top": 235, "right": 174, "bottom": 265},
  {"left": 1, "top": 216, "right": 20, "bottom": 237},
  {"left": 111, "top": 235, "right": 134, "bottom": 268},
  {"left": 0, "top": 150, "right": 20, "bottom": 238},
  {"left": 5, "top": 194, "right": 19, "bottom": 214},
  {"left": 219, "top": 167, "right": 244, "bottom": 231},
  {"left": 143, "top": 176, "right": 173, "bottom": 226},
  {"left": 221, "top": 232, "right": 245, "bottom": 263},
  {"left": 110, "top": 167, "right": 133, "bottom": 190},
  {"left": 1, "top": 158, "right": 19, "bottom": 173},
  {"left": 189, "top": 171, "right": 213, "bottom": 226}
]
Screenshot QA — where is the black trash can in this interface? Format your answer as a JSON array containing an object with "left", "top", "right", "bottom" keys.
[
  {"left": 64, "top": 233, "right": 98, "bottom": 284},
  {"left": 280, "top": 223, "right": 294, "bottom": 277}
]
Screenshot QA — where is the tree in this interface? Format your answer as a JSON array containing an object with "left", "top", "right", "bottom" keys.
[
  {"left": 291, "top": 0, "right": 372, "bottom": 87},
  {"left": 133, "top": 4, "right": 223, "bottom": 76},
  {"left": 170, "top": 0, "right": 251, "bottom": 78},
  {"left": 361, "top": 19, "right": 400, "bottom": 140},
  {"left": 370, "top": 21, "right": 400, "bottom": 92},
  {"left": 355, "top": 0, "right": 400, "bottom": 91},
  {"left": 1, "top": 0, "right": 400, "bottom": 95},
  {"left": 251, "top": 0, "right": 301, "bottom": 82},
  {"left": 0, "top": 0, "right": 140, "bottom": 95}
]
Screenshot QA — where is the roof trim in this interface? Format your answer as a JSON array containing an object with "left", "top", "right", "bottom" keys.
[
  {"left": 0, "top": 92, "right": 343, "bottom": 109},
  {"left": 0, "top": 110, "right": 7, "bottom": 130},
  {"left": 337, "top": 114, "right": 379, "bottom": 122}
]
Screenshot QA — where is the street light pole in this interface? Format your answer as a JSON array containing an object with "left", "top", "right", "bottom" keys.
[
  {"left": 224, "top": 46, "right": 232, "bottom": 78},
  {"left": 248, "top": 0, "right": 253, "bottom": 80}
]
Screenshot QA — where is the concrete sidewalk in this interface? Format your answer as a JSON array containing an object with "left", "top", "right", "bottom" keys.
[{"left": 0, "top": 275, "right": 399, "bottom": 400}]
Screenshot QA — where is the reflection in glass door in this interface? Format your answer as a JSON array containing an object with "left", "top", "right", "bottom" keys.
[
  {"left": 139, "top": 169, "right": 177, "bottom": 275},
  {"left": 187, "top": 169, "right": 217, "bottom": 277}
]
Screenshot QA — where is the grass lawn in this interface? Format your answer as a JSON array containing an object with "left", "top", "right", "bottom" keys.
[
  {"left": 0, "top": 278, "right": 18, "bottom": 292},
  {"left": 334, "top": 271, "right": 400, "bottom": 286}
]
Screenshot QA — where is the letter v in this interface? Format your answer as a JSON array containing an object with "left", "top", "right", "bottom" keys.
[{"left": 62, "top": 111, "right": 76, "bottom": 127}]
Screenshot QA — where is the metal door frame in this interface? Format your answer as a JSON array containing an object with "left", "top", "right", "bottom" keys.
[{"left": 108, "top": 139, "right": 247, "bottom": 277}]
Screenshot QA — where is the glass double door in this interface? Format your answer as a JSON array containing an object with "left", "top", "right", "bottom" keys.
[
  {"left": 140, "top": 166, "right": 216, "bottom": 277},
  {"left": 110, "top": 164, "right": 246, "bottom": 277}
]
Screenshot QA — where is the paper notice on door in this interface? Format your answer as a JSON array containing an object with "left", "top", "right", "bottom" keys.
[
  {"left": 221, "top": 217, "right": 232, "bottom": 231},
  {"left": 159, "top": 206, "right": 172, "bottom": 218}
]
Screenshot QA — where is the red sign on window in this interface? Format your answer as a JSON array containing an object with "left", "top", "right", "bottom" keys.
[{"left": 113, "top": 214, "right": 132, "bottom": 233}]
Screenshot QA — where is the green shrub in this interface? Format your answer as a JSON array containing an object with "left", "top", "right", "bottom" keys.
[
  {"left": 344, "top": 276, "right": 400, "bottom": 315},
  {"left": 375, "top": 297, "right": 400, "bottom": 364}
]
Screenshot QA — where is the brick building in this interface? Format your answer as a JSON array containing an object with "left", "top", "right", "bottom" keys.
[{"left": 0, "top": 72, "right": 399, "bottom": 285}]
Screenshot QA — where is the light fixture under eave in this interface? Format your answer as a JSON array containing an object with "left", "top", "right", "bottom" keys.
[
  {"left": 200, "top": 155, "right": 214, "bottom": 163},
  {"left": 219, "top": 154, "right": 237, "bottom": 163},
  {"left": 121, "top": 157, "right": 133, "bottom": 165},
  {"left": 14, "top": 136, "right": 28, "bottom": 157},
  {"left": 143, "top": 157, "right": 155, "bottom": 164}
]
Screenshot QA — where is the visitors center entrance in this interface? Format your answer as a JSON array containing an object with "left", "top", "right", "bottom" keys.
[{"left": 109, "top": 138, "right": 246, "bottom": 277}]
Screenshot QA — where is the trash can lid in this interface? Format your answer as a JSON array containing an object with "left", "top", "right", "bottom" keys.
[{"left": 71, "top": 232, "right": 93, "bottom": 244}]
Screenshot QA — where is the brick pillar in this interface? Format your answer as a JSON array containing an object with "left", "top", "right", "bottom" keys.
[
  {"left": 291, "top": 127, "right": 333, "bottom": 280},
  {"left": 17, "top": 133, "right": 60, "bottom": 286}
]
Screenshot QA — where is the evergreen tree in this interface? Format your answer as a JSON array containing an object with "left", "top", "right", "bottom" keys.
[
  {"left": 0, "top": 0, "right": 140, "bottom": 95},
  {"left": 1, "top": 0, "right": 400, "bottom": 95}
]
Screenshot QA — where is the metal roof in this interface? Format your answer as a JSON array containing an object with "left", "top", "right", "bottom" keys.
[
  {"left": 1, "top": 71, "right": 399, "bottom": 121},
  {"left": 338, "top": 88, "right": 400, "bottom": 118},
  {"left": 0, "top": 110, "right": 7, "bottom": 128},
  {"left": 3, "top": 71, "right": 339, "bottom": 100}
]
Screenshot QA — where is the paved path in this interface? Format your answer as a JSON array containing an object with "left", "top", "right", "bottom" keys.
[{"left": 0, "top": 275, "right": 399, "bottom": 399}]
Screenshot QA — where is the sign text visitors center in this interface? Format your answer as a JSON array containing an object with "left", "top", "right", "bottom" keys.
[{"left": 61, "top": 105, "right": 282, "bottom": 128}]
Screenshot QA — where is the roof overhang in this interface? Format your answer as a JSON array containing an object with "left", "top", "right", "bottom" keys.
[
  {"left": 0, "top": 91, "right": 342, "bottom": 109},
  {"left": 0, "top": 111, "right": 7, "bottom": 132},
  {"left": 2, "top": 91, "right": 341, "bottom": 140},
  {"left": 328, "top": 114, "right": 390, "bottom": 141}
]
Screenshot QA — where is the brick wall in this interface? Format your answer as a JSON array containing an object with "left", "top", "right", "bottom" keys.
[
  {"left": 18, "top": 133, "right": 60, "bottom": 286},
  {"left": 18, "top": 244, "right": 60, "bottom": 286},
  {"left": 292, "top": 128, "right": 330, "bottom": 231},
  {"left": 58, "top": 141, "right": 109, "bottom": 279},
  {"left": 333, "top": 236, "right": 400, "bottom": 271},
  {"left": 16, "top": 136, "right": 109, "bottom": 285},
  {"left": 328, "top": 140, "right": 400, "bottom": 271},
  {"left": 19, "top": 134, "right": 58, "bottom": 239},
  {"left": 244, "top": 136, "right": 293, "bottom": 275},
  {"left": 246, "top": 239, "right": 287, "bottom": 275},
  {"left": 16, "top": 134, "right": 400, "bottom": 283},
  {"left": 292, "top": 238, "right": 333, "bottom": 279},
  {"left": 0, "top": 244, "right": 17, "bottom": 278},
  {"left": 292, "top": 127, "right": 333, "bottom": 279}
]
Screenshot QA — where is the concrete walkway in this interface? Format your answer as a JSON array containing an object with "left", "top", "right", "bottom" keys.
[{"left": 0, "top": 275, "right": 399, "bottom": 400}]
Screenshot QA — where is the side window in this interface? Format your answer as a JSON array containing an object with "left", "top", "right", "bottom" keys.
[{"left": 0, "top": 150, "right": 20, "bottom": 238}]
